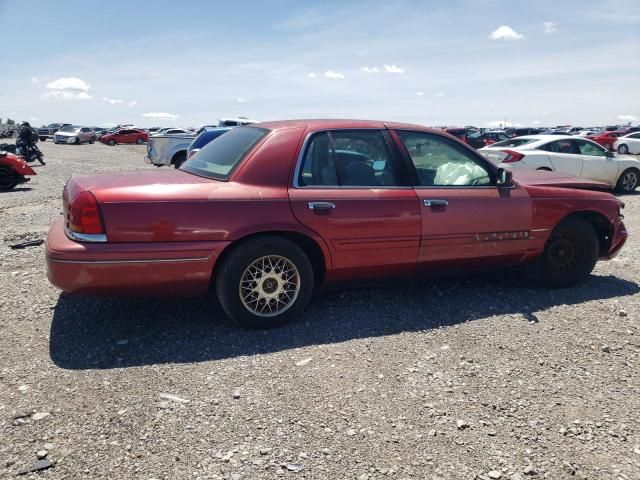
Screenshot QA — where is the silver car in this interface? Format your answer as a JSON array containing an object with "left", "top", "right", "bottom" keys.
[{"left": 53, "top": 126, "right": 96, "bottom": 144}]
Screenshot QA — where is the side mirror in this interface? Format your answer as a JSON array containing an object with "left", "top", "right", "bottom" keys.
[
  {"left": 606, "top": 150, "right": 614, "bottom": 158},
  {"left": 496, "top": 167, "right": 513, "bottom": 187}
]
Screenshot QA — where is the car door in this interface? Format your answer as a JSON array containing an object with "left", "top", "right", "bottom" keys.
[
  {"left": 624, "top": 133, "right": 640, "bottom": 154},
  {"left": 120, "top": 130, "right": 134, "bottom": 143},
  {"left": 538, "top": 139, "right": 583, "bottom": 176},
  {"left": 288, "top": 129, "right": 421, "bottom": 279},
  {"left": 574, "top": 138, "right": 617, "bottom": 184},
  {"left": 392, "top": 130, "right": 533, "bottom": 270}
]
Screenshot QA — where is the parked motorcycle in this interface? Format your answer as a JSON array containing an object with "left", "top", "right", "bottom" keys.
[
  {"left": 14, "top": 122, "right": 45, "bottom": 165},
  {"left": 0, "top": 149, "right": 37, "bottom": 191}
]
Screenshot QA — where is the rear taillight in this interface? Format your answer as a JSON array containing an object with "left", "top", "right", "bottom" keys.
[
  {"left": 500, "top": 149, "right": 525, "bottom": 163},
  {"left": 187, "top": 148, "right": 200, "bottom": 160},
  {"left": 66, "top": 191, "right": 105, "bottom": 236}
]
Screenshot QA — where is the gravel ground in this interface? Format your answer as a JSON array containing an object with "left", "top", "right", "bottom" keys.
[{"left": 1, "top": 141, "right": 639, "bottom": 480}]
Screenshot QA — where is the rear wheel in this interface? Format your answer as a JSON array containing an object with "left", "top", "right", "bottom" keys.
[
  {"left": 107, "top": 139, "right": 116, "bottom": 146},
  {"left": 89, "top": 136, "right": 95, "bottom": 144},
  {"left": 215, "top": 237, "right": 314, "bottom": 329},
  {"left": 615, "top": 168, "right": 639, "bottom": 194},
  {"left": 172, "top": 151, "right": 187, "bottom": 169},
  {"left": 136, "top": 138, "right": 144, "bottom": 145},
  {"left": 617, "top": 144, "right": 629, "bottom": 154},
  {"left": 525, "top": 217, "right": 598, "bottom": 288},
  {"left": 0, "top": 165, "right": 18, "bottom": 191}
]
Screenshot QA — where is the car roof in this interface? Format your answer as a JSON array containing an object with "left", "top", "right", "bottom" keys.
[
  {"left": 507, "top": 134, "right": 575, "bottom": 141},
  {"left": 254, "top": 118, "right": 438, "bottom": 133}
]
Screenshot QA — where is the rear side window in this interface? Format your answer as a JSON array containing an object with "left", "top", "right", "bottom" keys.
[
  {"left": 298, "top": 130, "right": 398, "bottom": 187},
  {"left": 540, "top": 140, "right": 575, "bottom": 154},
  {"left": 181, "top": 126, "right": 268, "bottom": 180}
]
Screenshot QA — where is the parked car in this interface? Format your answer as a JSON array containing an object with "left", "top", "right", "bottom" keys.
[
  {"left": 152, "top": 128, "right": 191, "bottom": 136},
  {"left": 479, "top": 135, "right": 640, "bottom": 193},
  {"left": 482, "top": 131, "right": 510, "bottom": 145},
  {"left": 587, "top": 131, "right": 626, "bottom": 150},
  {"left": 46, "top": 120, "right": 627, "bottom": 328},
  {"left": 614, "top": 132, "right": 640, "bottom": 155},
  {"left": 145, "top": 130, "right": 196, "bottom": 167},
  {"left": 53, "top": 126, "right": 96, "bottom": 144},
  {"left": 444, "top": 126, "right": 484, "bottom": 149},
  {"left": 186, "top": 127, "right": 233, "bottom": 161},
  {"left": 100, "top": 129, "right": 148, "bottom": 146},
  {"left": 513, "top": 128, "right": 542, "bottom": 137},
  {"left": 38, "top": 123, "right": 71, "bottom": 141},
  {"left": 218, "top": 117, "right": 259, "bottom": 127}
]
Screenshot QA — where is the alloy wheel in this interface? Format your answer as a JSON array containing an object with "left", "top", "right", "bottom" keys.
[
  {"left": 239, "top": 255, "right": 301, "bottom": 317},
  {"left": 622, "top": 170, "right": 638, "bottom": 192}
]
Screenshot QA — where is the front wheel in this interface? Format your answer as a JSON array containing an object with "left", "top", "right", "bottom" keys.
[
  {"left": 89, "top": 137, "right": 95, "bottom": 144},
  {"left": 525, "top": 217, "right": 598, "bottom": 288},
  {"left": 615, "top": 168, "right": 639, "bottom": 194},
  {"left": 172, "top": 151, "right": 187, "bottom": 169},
  {"left": 215, "top": 237, "right": 314, "bottom": 328},
  {"left": 0, "top": 165, "right": 19, "bottom": 191},
  {"left": 136, "top": 138, "right": 144, "bottom": 145},
  {"left": 39, "top": 137, "right": 46, "bottom": 142}
]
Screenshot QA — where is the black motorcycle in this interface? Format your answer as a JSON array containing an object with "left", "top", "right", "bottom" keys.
[{"left": 14, "top": 124, "right": 45, "bottom": 165}]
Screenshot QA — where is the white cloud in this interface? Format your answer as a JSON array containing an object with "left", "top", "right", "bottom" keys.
[
  {"left": 361, "top": 66, "right": 379, "bottom": 73},
  {"left": 384, "top": 64, "right": 404, "bottom": 74},
  {"left": 543, "top": 21, "right": 557, "bottom": 34},
  {"left": 489, "top": 25, "right": 524, "bottom": 41},
  {"left": 46, "top": 77, "right": 90, "bottom": 92},
  {"left": 128, "top": 100, "right": 137, "bottom": 107},
  {"left": 307, "top": 72, "right": 317, "bottom": 78},
  {"left": 142, "top": 112, "right": 179, "bottom": 120},
  {"left": 618, "top": 114, "right": 637, "bottom": 122},
  {"left": 324, "top": 70, "right": 344, "bottom": 79},
  {"left": 31, "top": 77, "right": 39, "bottom": 84},
  {"left": 236, "top": 97, "right": 251, "bottom": 103},
  {"left": 433, "top": 92, "right": 446, "bottom": 97},
  {"left": 416, "top": 91, "right": 424, "bottom": 96},
  {"left": 101, "top": 96, "right": 123, "bottom": 105},
  {"left": 41, "top": 90, "right": 92, "bottom": 100},
  {"left": 486, "top": 120, "right": 522, "bottom": 128}
]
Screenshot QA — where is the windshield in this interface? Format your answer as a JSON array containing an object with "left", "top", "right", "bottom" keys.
[
  {"left": 60, "top": 126, "right": 79, "bottom": 132},
  {"left": 490, "top": 138, "right": 538, "bottom": 148},
  {"left": 180, "top": 126, "right": 268, "bottom": 180}
]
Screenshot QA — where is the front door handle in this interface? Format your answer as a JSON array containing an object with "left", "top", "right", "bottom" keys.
[
  {"left": 423, "top": 199, "right": 449, "bottom": 208},
  {"left": 308, "top": 201, "right": 336, "bottom": 211}
]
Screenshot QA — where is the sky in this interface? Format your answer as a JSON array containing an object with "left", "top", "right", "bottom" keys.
[{"left": 0, "top": 0, "right": 639, "bottom": 128}]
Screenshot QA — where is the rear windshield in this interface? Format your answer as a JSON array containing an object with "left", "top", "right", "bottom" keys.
[
  {"left": 490, "top": 138, "right": 538, "bottom": 148},
  {"left": 180, "top": 126, "right": 268, "bottom": 180},
  {"left": 191, "top": 129, "right": 230, "bottom": 149},
  {"left": 60, "top": 126, "right": 79, "bottom": 132}
]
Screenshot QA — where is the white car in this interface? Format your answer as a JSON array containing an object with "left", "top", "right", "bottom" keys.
[
  {"left": 479, "top": 135, "right": 640, "bottom": 193},
  {"left": 614, "top": 132, "right": 640, "bottom": 155},
  {"left": 53, "top": 125, "right": 96, "bottom": 144}
]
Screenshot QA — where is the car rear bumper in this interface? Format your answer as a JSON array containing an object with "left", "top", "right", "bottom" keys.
[{"left": 46, "top": 218, "right": 230, "bottom": 296}]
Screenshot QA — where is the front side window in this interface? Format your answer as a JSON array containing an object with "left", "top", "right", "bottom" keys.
[
  {"left": 575, "top": 139, "right": 606, "bottom": 157},
  {"left": 541, "top": 140, "right": 575, "bottom": 154},
  {"left": 397, "top": 131, "right": 492, "bottom": 186},
  {"left": 298, "top": 130, "right": 398, "bottom": 187},
  {"left": 181, "top": 126, "right": 268, "bottom": 180}
]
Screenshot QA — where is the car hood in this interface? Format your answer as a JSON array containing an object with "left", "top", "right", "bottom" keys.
[{"left": 513, "top": 170, "right": 610, "bottom": 191}]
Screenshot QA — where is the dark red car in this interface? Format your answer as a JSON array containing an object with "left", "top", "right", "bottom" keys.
[
  {"left": 100, "top": 128, "right": 148, "bottom": 146},
  {"left": 46, "top": 120, "right": 627, "bottom": 328},
  {"left": 587, "top": 131, "right": 626, "bottom": 151}
]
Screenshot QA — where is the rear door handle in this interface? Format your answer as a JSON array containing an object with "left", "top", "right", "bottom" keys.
[
  {"left": 423, "top": 199, "right": 449, "bottom": 208},
  {"left": 308, "top": 201, "right": 336, "bottom": 211}
]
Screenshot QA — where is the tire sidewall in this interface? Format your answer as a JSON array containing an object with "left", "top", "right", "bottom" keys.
[
  {"left": 527, "top": 217, "right": 598, "bottom": 288},
  {"left": 108, "top": 139, "right": 116, "bottom": 146},
  {"left": 618, "top": 144, "right": 628, "bottom": 154},
  {"left": 616, "top": 168, "right": 639, "bottom": 193},
  {"left": 216, "top": 237, "right": 314, "bottom": 329}
]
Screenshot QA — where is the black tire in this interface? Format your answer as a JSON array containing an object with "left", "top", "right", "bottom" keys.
[
  {"left": 107, "top": 139, "right": 116, "bottom": 146},
  {"left": 215, "top": 236, "right": 314, "bottom": 329},
  {"left": 525, "top": 216, "right": 599, "bottom": 288},
  {"left": 89, "top": 136, "right": 95, "bottom": 144},
  {"left": 74, "top": 137, "right": 80, "bottom": 145},
  {"left": 0, "top": 165, "right": 18, "bottom": 191},
  {"left": 617, "top": 144, "right": 628, "bottom": 154},
  {"left": 39, "top": 137, "right": 46, "bottom": 142},
  {"left": 172, "top": 151, "right": 187, "bottom": 169},
  {"left": 615, "top": 168, "right": 639, "bottom": 194},
  {"left": 136, "top": 138, "right": 144, "bottom": 145}
]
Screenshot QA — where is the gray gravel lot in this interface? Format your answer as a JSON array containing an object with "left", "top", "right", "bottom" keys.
[{"left": 1, "top": 141, "right": 639, "bottom": 479}]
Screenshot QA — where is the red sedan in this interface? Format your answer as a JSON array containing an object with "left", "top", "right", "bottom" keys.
[
  {"left": 100, "top": 128, "right": 148, "bottom": 146},
  {"left": 587, "top": 131, "right": 626, "bottom": 151},
  {"left": 46, "top": 120, "right": 627, "bottom": 328}
]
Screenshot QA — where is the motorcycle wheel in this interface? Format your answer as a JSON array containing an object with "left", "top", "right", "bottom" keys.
[{"left": 0, "top": 165, "right": 19, "bottom": 191}]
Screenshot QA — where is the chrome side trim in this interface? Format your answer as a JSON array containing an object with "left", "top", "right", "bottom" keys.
[
  {"left": 47, "top": 257, "right": 209, "bottom": 265},
  {"left": 65, "top": 227, "right": 107, "bottom": 243}
]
